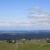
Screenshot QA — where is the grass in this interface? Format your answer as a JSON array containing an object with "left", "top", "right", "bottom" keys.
[
  {"left": 17, "top": 43, "right": 50, "bottom": 50},
  {"left": 17, "top": 43, "right": 40, "bottom": 50},
  {"left": 0, "top": 41, "right": 16, "bottom": 50},
  {"left": 34, "top": 44, "right": 50, "bottom": 50},
  {"left": 0, "top": 39, "right": 50, "bottom": 50}
]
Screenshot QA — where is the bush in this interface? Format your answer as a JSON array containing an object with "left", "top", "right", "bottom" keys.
[
  {"left": 6, "top": 39, "right": 12, "bottom": 43},
  {"left": 46, "top": 38, "right": 50, "bottom": 43}
]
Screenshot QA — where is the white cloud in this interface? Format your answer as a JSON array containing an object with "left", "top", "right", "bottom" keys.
[
  {"left": 31, "top": 7, "right": 50, "bottom": 14},
  {"left": 0, "top": 20, "right": 33, "bottom": 27},
  {"left": 0, "top": 7, "right": 50, "bottom": 29},
  {"left": 28, "top": 7, "right": 50, "bottom": 25}
]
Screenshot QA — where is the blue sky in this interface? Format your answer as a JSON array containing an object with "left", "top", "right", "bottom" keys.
[{"left": 0, "top": 0, "right": 50, "bottom": 30}]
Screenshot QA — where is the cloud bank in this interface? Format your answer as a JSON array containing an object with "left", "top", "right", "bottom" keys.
[
  {"left": 0, "top": 7, "right": 50, "bottom": 30},
  {"left": 28, "top": 7, "right": 50, "bottom": 25}
]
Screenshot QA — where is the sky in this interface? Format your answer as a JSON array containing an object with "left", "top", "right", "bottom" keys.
[{"left": 0, "top": 0, "right": 50, "bottom": 30}]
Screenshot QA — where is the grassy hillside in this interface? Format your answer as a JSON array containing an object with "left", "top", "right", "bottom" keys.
[
  {"left": 0, "top": 39, "right": 50, "bottom": 50},
  {"left": 0, "top": 41, "right": 16, "bottom": 50}
]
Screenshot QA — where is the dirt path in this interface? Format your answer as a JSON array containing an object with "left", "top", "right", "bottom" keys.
[
  {"left": 15, "top": 43, "right": 18, "bottom": 50},
  {"left": 37, "top": 43, "right": 48, "bottom": 49}
]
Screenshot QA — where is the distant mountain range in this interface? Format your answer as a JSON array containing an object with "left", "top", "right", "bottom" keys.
[
  {"left": 0, "top": 30, "right": 50, "bottom": 34},
  {"left": 0, "top": 30, "right": 50, "bottom": 40}
]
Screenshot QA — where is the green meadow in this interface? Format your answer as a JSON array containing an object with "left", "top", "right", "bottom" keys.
[{"left": 0, "top": 39, "right": 50, "bottom": 50}]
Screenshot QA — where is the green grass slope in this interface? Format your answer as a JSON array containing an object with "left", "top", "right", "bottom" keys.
[
  {"left": 0, "top": 41, "right": 16, "bottom": 50},
  {"left": 0, "top": 40, "right": 50, "bottom": 50}
]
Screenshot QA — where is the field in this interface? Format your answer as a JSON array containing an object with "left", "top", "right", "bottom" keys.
[{"left": 0, "top": 39, "right": 50, "bottom": 50}]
